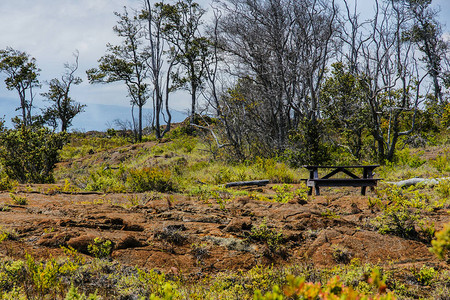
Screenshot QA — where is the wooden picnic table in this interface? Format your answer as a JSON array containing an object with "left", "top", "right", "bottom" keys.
[{"left": 303, "top": 165, "right": 380, "bottom": 196}]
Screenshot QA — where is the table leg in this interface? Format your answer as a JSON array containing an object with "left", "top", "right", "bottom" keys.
[{"left": 315, "top": 184, "right": 320, "bottom": 196}]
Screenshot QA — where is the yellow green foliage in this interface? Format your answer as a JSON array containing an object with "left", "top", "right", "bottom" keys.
[
  {"left": 87, "top": 237, "right": 113, "bottom": 258},
  {"left": 442, "top": 102, "right": 450, "bottom": 128},
  {"left": 9, "top": 193, "right": 28, "bottom": 205},
  {"left": 430, "top": 222, "right": 450, "bottom": 261}
]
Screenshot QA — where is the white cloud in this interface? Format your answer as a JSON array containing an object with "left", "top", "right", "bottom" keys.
[{"left": 0, "top": 0, "right": 140, "bottom": 107}]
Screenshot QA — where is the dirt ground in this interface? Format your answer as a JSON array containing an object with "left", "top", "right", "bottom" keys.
[{"left": 0, "top": 184, "right": 448, "bottom": 276}]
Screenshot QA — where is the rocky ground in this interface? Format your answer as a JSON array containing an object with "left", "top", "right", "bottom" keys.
[{"left": 0, "top": 184, "right": 447, "bottom": 277}]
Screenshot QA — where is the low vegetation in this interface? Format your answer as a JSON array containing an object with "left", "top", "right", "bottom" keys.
[{"left": 0, "top": 123, "right": 448, "bottom": 299}]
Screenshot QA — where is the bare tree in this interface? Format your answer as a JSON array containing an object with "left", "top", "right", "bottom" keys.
[
  {"left": 213, "top": 0, "right": 338, "bottom": 160},
  {"left": 357, "top": 0, "right": 425, "bottom": 161},
  {"left": 142, "top": 0, "right": 179, "bottom": 139},
  {"left": 403, "top": 0, "right": 449, "bottom": 105}
]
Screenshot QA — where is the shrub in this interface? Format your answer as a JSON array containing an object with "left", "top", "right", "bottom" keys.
[
  {"left": 394, "top": 148, "right": 426, "bottom": 168},
  {"left": 87, "top": 237, "right": 113, "bottom": 258},
  {"left": 411, "top": 265, "right": 437, "bottom": 286},
  {"left": 254, "top": 157, "right": 295, "bottom": 183},
  {"left": 0, "top": 127, "right": 66, "bottom": 183},
  {"left": 371, "top": 185, "right": 420, "bottom": 239},
  {"left": 154, "top": 226, "right": 187, "bottom": 246},
  {"left": 127, "top": 167, "right": 176, "bottom": 193},
  {"left": 9, "top": 193, "right": 28, "bottom": 205},
  {"left": 249, "top": 218, "right": 284, "bottom": 253},
  {"left": 25, "top": 254, "right": 62, "bottom": 298},
  {"left": 0, "top": 227, "right": 17, "bottom": 243},
  {"left": 332, "top": 245, "right": 353, "bottom": 264},
  {"left": 430, "top": 150, "right": 450, "bottom": 173},
  {"left": 0, "top": 173, "right": 17, "bottom": 191},
  {"left": 436, "top": 179, "right": 450, "bottom": 198},
  {"left": 272, "top": 183, "right": 308, "bottom": 203},
  {"left": 430, "top": 222, "right": 450, "bottom": 262}
]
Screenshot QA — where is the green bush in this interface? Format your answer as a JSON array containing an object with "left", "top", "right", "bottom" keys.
[
  {"left": 394, "top": 148, "right": 426, "bottom": 168},
  {"left": 126, "top": 167, "right": 176, "bottom": 193},
  {"left": 9, "top": 193, "right": 28, "bottom": 205},
  {"left": 0, "top": 172, "right": 17, "bottom": 191},
  {"left": 436, "top": 179, "right": 450, "bottom": 198},
  {"left": 430, "top": 222, "right": 450, "bottom": 262},
  {"left": 272, "top": 183, "right": 308, "bottom": 203},
  {"left": 249, "top": 218, "right": 284, "bottom": 253},
  {"left": 88, "top": 237, "right": 113, "bottom": 258},
  {"left": 0, "top": 127, "right": 66, "bottom": 183},
  {"left": 85, "top": 168, "right": 126, "bottom": 193},
  {"left": 411, "top": 265, "right": 437, "bottom": 286},
  {"left": 254, "top": 157, "right": 295, "bottom": 183},
  {"left": 371, "top": 185, "right": 420, "bottom": 238},
  {"left": 430, "top": 150, "right": 450, "bottom": 173}
]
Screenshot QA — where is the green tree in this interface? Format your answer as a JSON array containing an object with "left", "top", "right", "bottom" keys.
[
  {"left": 42, "top": 51, "right": 85, "bottom": 132},
  {"left": 0, "top": 47, "right": 41, "bottom": 127},
  {"left": 87, "top": 7, "right": 150, "bottom": 142},
  {"left": 320, "top": 62, "right": 370, "bottom": 160},
  {"left": 158, "top": 0, "right": 209, "bottom": 125}
]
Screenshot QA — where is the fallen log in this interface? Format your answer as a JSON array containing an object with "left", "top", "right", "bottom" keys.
[
  {"left": 387, "top": 177, "right": 450, "bottom": 188},
  {"left": 225, "top": 180, "right": 270, "bottom": 188}
]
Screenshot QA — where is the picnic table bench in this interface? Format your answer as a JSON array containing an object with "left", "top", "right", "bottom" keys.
[{"left": 303, "top": 165, "right": 380, "bottom": 196}]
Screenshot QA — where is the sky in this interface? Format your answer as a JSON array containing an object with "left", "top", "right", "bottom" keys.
[{"left": 0, "top": 0, "right": 449, "bottom": 131}]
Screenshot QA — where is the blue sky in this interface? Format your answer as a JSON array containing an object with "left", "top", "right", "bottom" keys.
[{"left": 0, "top": 0, "right": 449, "bottom": 131}]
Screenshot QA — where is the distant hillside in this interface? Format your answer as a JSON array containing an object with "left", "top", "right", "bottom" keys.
[{"left": 0, "top": 97, "right": 187, "bottom": 131}]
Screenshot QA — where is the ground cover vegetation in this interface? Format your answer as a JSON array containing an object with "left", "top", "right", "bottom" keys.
[
  {"left": 0, "top": 0, "right": 450, "bottom": 299},
  {"left": 0, "top": 124, "right": 448, "bottom": 299}
]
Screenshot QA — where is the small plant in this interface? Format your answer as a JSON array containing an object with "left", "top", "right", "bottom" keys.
[
  {"left": 9, "top": 193, "right": 28, "bottom": 205},
  {"left": 436, "top": 179, "right": 450, "bottom": 198},
  {"left": 64, "top": 284, "right": 101, "bottom": 300},
  {"left": 321, "top": 209, "right": 340, "bottom": 219},
  {"left": 371, "top": 185, "right": 420, "bottom": 238},
  {"left": 430, "top": 222, "right": 450, "bottom": 262},
  {"left": 430, "top": 151, "right": 450, "bottom": 173},
  {"left": 154, "top": 226, "right": 187, "bottom": 246},
  {"left": 87, "top": 237, "right": 113, "bottom": 258},
  {"left": 411, "top": 265, "right": 437, "bottom": 286},
  {"left": 191, "top": 242, "right": 210, "bottom": 261},
  {"left": 394, "top": 148, "right": 426, "bottom": 168},
  {"left": 332, "top": 245, "right": 352, "bottom": 264},
  {"left": 254, "top": 268, "right": 395, "bottom": 300},
  {"left": 0, "top": 173, "right": 18, "bottom": 191},
  {"left": 189, "top": 186, "right": 233, "bottom": 209},
  {"left": 418, "top": 220, "right": 436, "bottom": 243},
  {"left": 25, "top": 254, "right": 63, "bottom": 298},
  {"left": 0, "top": 228, "right": 10, "bottom": 242},
  {"left": 272, "top": 184, "right": 295, "bottom": 203},
  {"left": 248, "top": 218, "right": 283, "bottom": 253}
]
